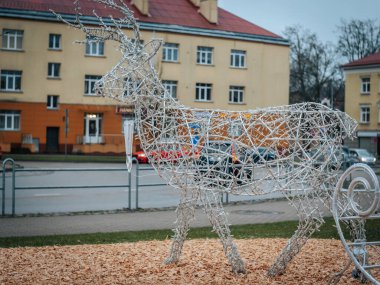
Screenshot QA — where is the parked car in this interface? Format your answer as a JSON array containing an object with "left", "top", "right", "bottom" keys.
[
  {"left": 196, "top": 141, "right": 252, "bottom": 185},
  {"left": 132, "top": 150, "right": 149, "bottom": 164},
  {"left": 307, "top": 147, "right": 358, "bottom": 170},
  {"left": 341, "top": 146, "right": 359, "bottom": 169},
  {"left": 150, "top": 143, "right": 185, "bottom": 163},
  {"left": 349, "top": 148, "right": 377, "bottom": 166},
  {"left": 250, "top": 147, "right": 277, "bottom": 163}
]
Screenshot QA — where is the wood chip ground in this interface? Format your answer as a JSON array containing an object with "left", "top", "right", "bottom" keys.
[{"left": 0, "top": 238, "right": 368, "bottom": 284}]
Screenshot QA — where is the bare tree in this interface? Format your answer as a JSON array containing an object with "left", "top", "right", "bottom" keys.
[
  {"left": 284, "top": 26, "right": 338, "bottom": 104},
  {"left": 336, "top": 19, "right": 380, "bottom": 62}
]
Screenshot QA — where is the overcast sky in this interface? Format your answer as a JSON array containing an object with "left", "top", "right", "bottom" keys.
[{"left": 218, "top": 0, "right": 380, "bottom": 44}]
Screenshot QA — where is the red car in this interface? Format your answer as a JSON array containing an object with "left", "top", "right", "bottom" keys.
[
  {"left": 132, "top": 150, "right": 149, "bottom": 164},
  {"left": 133, "top": 145, "right": 198, "bottom": 164}
]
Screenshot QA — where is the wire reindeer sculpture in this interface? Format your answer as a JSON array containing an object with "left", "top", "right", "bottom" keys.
[{"left": 54, "top": 0, "right": 372, "bottom": 279}]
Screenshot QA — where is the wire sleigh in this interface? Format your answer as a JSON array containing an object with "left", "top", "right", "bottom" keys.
[{"left": 55, "top": 0, "right": 380, "bottom": 282}]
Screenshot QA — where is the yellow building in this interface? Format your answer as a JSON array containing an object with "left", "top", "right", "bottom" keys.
[
  {"left": 0, "top": 0, "right": 289, "bottom": 154},
  {"left": 342, "top": 51, "right": 380, "bottom": 156}
]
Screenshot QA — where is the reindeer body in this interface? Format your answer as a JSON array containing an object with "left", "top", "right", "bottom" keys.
[{"left": 56, "top": 0, "right": 358, "bottom": 276}]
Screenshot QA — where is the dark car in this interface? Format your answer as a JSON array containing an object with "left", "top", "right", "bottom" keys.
[
  {"left": 250, "top": 147, "right": 276, "bottom": 163},
  {"left": 341, "top": 146, "right": 359, "bottom": 169},
  {"left": 307, "top": 146, "right": 359, "bottom": 170},
  {"left": 196, "top": 141, "right": 252, "bottom": 186}
]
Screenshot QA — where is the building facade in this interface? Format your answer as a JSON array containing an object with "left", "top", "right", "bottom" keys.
[
  {"left": 342, "top": 51, "right": 380, "bottom": 156},
  {"left": 0, "top": 0, "right": 289, "bottom": 154}
]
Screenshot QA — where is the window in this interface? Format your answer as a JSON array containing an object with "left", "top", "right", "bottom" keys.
[
  {"left": 360, "top": 105, "right": 370, "bottom": 123},
  {"left": 1, "top": 70, "right": 22, "bottom": 91},
  {"left": 162, "top": 80, "right": 177, "bottom": 99},
  {"left": 85, "top": 36, "right": 104, "bottom": 56},
  {"left": 2, "top": 29, "right": 23, "bottom": 50},
  {"left": 197, "top": 46, "right": 213, "bottom": 65},
  {"left": 47, "top": 95, "right": 59, "bottom": 109},
  {"left": 123, "top": 77, "right": 142, "bottom": 98},
  {"left": 162, "top": 43, "right": 179, "bottom": 62},
  {"left": 230, "top": 50, "right": 246, "bottom": 68},
  {"left": 195, "top": 83, "right": 212, "bottom": 101},
  {"left": 49, "top": 34, "right": 61, "bottom": 49},
  {"left": 84, "top": 75, "right": 102, "bottom": 95},
  {"left": 0, "top": 110, "right": 20, "bottom": 130},
  {"left": 48, "top": 63, "right": 61, "bottom": 78},
  {"left": 361, "top": 77, "right": 370, "bottom": 94},
  {"left": 229, "top": 86, "right": 245, "bottom": 103},
  {"left": 84, "top": 113, "right": 103, "bottom": 143}
]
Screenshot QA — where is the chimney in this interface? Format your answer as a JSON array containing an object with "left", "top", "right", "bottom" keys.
[
  {"left": 199, "top": 0, "right": 218, "bottom": 24},
  {"left": 189, "top": 0, "right": 201, "bottom": 6},
  {"left": 131, "top": 0, "right": 150, "bottom": 16}
]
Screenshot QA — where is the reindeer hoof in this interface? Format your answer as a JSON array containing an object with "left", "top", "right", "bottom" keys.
[
  {"left": 267, "top": 267, "right": 285, "bottom": 277},
  {"left": 164, "top": 256, "right": 178, "bottom": 265},
  {"left": 231, "top": 259, "right": 246, "bottom": 274}
]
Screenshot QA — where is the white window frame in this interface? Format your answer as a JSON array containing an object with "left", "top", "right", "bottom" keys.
[
  {"left": 230, "top": 50, "right": 246, "bottom": 68},
  {"left": 162, "top": 80, "right": 177, "bottom": 99},
  {"left": 0, "top": 70, "right": 22, "bottom": 91},
  {"left": 197, "top": 46, "right": 213, "bottom": 65},
  {"left": 83, "top": 113, "right": 103, "bottom": 144},
  {"left": 195, "top": 83, "right": 212, "bottom": 102},
  {"left": 84, "top": 75, "right": 102, "bottom": 95},
  {"left": 49, "top": 34, "right": 61, "bottom": 50},
  {"left": 48, "top": 63, "right": 61, "bottom": 78},
  {"left": 361, "top": 77, "right": 370, "bottom": 94},
  {"left": 360, "top": 105, "right": 370, "bottom": 123},
  {"left": 47, "top": 95, "right": 59, "bottom": 109},
  {"left": 2, "top": 29, "right": 23, "bottom": 50},
  {"left": 123, "top": 77, "right": 142, "bottom": 98},
  {"left": 162, "top": 43, "right": 179, "bottom": 62},
  {"left": 0, "top": 110, "right": 20, "bottom": 130},
  {"left": 229, "top": 86, "right": 245, "bottom": 103},
  {"left": 85, "top": 37, "right": 104, "bottom": 56}
]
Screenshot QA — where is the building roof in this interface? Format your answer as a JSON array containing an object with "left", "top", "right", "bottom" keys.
[
  {"left": 0, "top": 0, "right": 288, "bottom": 45},
  {"left": 342, "top": 51, "right": 380, "bottom": 69}
]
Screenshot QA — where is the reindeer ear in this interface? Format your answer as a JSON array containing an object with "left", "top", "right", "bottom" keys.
[{"left": 144, "top": 39, "right": 162, "bottom": 60}]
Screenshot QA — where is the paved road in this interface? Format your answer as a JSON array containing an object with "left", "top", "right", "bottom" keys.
[
  {"left": 0, "top": 199, "right": 326, "bottom": 237},
  {"left": 1, "top": 161, "right": 284, "bottom": 215}
]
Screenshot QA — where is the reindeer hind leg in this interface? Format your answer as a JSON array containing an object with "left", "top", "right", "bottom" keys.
[{"left": 267, "top": 197, "right": 325, "bottom": 277}]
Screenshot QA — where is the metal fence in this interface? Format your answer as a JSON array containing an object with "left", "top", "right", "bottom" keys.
[
  {"left": 1, "top": 158, "right": 141, "bottom": 216},
  {"left": 0, "top": 158, "right": 232, "bottom": 217}
]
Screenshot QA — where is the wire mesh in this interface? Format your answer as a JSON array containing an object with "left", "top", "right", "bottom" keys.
[{"left": 53, "top": 0, "right": 368, "bottom": 278}]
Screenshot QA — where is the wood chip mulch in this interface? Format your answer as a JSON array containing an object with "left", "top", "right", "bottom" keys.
[{"left": 0, "top": 238, "right": 365, "bottom": 284}]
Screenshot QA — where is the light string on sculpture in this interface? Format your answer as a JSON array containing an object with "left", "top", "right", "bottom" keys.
[{"left": 53, "top": 1, "right": 378, "bottom": 282}]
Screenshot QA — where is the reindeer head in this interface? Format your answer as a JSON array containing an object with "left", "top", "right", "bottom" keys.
[{"left": 53, "top": 0, "right": 165, "bottom": 104}]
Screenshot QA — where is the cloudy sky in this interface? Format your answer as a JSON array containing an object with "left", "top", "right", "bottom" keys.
[{"left": 218, "top": 0, "right": 380, "bottom": 43}]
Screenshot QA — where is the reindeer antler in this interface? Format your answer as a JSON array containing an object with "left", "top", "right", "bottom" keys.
[{"left": 51, "top": 0, "right": 141, "bottom": 51}]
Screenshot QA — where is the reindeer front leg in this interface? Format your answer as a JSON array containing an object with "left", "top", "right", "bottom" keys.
[
  {"left": 200, "top": 190, "right": 246, "bottom": 274},
  {"left": 165, "top": 187, "right": 199, "bottom": 264}
]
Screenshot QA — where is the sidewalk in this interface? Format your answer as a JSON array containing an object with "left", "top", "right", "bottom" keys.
[{"left": 0, "top": 200, "right": 331, "bottom": 237}]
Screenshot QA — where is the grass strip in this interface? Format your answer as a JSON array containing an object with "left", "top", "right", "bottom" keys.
[{"left": 1, "top": 218, "right": 379, "bottom": 248}]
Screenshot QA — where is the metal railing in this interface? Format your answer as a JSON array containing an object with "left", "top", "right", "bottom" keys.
[
  {"left": 1, "top": 158, "right": 133, "bottom": 216},
  {"left": 0, "top": 158, "right": 230, "bottom": 216}
]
